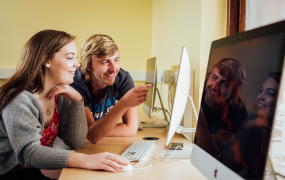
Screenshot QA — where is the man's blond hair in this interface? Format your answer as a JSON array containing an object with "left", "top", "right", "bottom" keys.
[{"left": 81, "top": 34, "right": 118, "bottom": 82}]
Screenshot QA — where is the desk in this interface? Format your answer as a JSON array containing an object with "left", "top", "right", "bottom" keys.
[{"left": 59, "top": 128, "right": 206, "bottom": 180}]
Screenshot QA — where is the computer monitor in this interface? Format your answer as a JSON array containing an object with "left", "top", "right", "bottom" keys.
[
  {"left": 143, "top": 57, "right": 157, "bottom": 118},
  {"left": 192, "top": 20, "right": 285, "bottom": 180},
  {"left": 142, "top": 57, "right": 168, "bottom": 128},
  {"left": 166, "top": 47, "right": 197, "bottom": 146}
]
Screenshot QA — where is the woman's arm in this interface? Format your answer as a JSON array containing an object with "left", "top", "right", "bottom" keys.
[
  {"left": 58, "top": 97, "right": 87, "bottom": 149},
  {"left": 48, "top": 84, "right": 88, "bottom": 149},
  {"left": 67, "top": 152, "right": 129, "bottom": 172},
  {"left": 2, "top": 91, "right": 71, "bottom": 169}
]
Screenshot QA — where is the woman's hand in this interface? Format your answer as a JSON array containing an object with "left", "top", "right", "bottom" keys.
[
  {"left": 46, "top": 84, "right": 82, "bottom": 102},
  {"left": 68, "top": 152, "right": 129, "bottom": 172}
]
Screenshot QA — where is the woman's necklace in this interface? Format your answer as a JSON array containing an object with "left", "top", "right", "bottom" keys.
[
  {"left": 44, "top": 96, "right": 53, "bottom": 115},
  {"left": 46, "top": 108, "right": 51, "bottom": 115}
]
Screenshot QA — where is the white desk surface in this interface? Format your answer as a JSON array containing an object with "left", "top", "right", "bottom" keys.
[{"left": 59, "top": 127, "right": 206, "bottom": 180}]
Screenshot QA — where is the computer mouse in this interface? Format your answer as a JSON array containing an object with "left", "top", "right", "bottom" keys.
[{"left": 117, "top": 163, "right": 133, "bottom": 172}]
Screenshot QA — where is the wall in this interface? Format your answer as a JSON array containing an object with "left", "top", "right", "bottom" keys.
[
  {"left": 200, "top": 1, "right": 227, "bottom": 101},
  {"left": 152, "top": 0, "right": 226, "bottom": 128},
  {"left": 0, "top": 0, "right": 227, "bottom": 129},
  {"left": 151, "top": 0, "right": 201, "bottom": 130},
  {"left": 0, "top": 0, "right": 152, "bottom": 71}
]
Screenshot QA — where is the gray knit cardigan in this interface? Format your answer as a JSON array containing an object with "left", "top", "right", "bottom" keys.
[{"left": 0, "top": 90, "right": 87, "bottom": 175}]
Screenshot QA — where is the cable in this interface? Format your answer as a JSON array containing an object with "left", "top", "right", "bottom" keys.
[
  {"left": 168, "top": 78, "right": 175, "bottom": 112},
  {"left": 133, "top": 160, "right": 152, "bottom": 170},
  {"left": 180, "top": 132, "right": 193, "bottom": 144},
  {"left": 176, "top": 125, "right": 196, "bottom": 133},
  {"left": 168, "top": 82, "right": 171, "bottom": 112},
  {"left": 153, "top": 107, "right": 171, "bottom": 121},
  {"left": 276, "top": 172, "right": 285, "bottom": 179},
  {"left": 188, "top": 95, "right": 198, "bottom": 121},
  {"left": 155, "top": 146, "right": 192, "bottom": 161},
  {"left": 178, "top": 125, "right": 196, "bottom": 132},
  {"left": 160, "top": 79, "right": 163, "bottom": 104}
]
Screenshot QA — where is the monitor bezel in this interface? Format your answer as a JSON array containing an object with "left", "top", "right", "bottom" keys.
[{"left": 192, "top": 20, "right": 285, "bottom": 180}]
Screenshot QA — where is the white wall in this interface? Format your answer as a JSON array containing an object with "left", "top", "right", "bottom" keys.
[
  {"left": 200, "top": 1, "right": 227, "bottom": 101},
  {"left": 152, "top": 0, "right": 227, "bottom": 128}
]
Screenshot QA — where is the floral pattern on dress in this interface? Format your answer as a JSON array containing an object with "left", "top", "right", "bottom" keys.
[{"left": 40, "top": 95, "right": 60, "bottom": 147}]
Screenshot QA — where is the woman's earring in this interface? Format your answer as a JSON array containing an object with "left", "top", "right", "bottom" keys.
[{"left": 46, "top": 64, "right": 50, "bottom": 68}]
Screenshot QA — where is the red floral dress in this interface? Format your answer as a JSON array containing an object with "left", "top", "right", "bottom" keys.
[
  {"left": 40, "top": 95, "right": 60, "bottom": 147},
  {"left": 11, "top": 95, "right": 60, "bottom": 171}
]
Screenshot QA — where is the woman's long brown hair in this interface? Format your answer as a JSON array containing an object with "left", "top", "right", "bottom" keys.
[{"left": 0, "top": 30, "right": 75, "bottom": 113}]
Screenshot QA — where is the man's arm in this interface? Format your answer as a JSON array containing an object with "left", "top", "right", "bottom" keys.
[
  {"left": 86, "top": 106, "right": 138, "bottom": 143},
  {"left": 85, "top": 107, "right": 95, "bottom": 127},
  {"left": 86, "top": 84, "right": 150, "bottom": 144},
  {"left": 107, "top": 107, "right": 138, "bottom": 136}
]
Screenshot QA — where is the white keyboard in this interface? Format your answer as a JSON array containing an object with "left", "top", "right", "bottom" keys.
[{"left": 121, "top": 140, "right": 155, "bottom": 161}]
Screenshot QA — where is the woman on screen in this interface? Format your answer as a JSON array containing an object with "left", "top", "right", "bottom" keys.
[
  {"left": 223, "top": 72, "right": 281, "bottom": 179},
  {"left": 0, "top": 30, "right": 129, "bottom": 179}
]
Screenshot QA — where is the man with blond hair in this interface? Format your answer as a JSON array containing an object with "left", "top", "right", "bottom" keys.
[{"left": 71, "top": 34, "right": 151, "bottom": 144}]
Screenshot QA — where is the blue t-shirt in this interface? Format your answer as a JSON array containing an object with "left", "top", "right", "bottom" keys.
[{"left": 70, "top": 69, "right": 134, "bottom": 121}]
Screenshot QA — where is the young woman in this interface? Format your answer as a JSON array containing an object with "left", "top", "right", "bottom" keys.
[
  {"left": 222, "top": 72, "right": 281, "bottom": 179},
  {"left": 0, "top": 30, "right": 129, "bottom": 179}
]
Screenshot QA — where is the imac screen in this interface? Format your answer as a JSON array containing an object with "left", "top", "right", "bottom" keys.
[
  {"left": 166, "top": 47, "right": 190, "bottom": 146},
  {"left": 192, "top": 20, "right": 285, "bottom": 180},
  {"left": 143, "top": 57, "right": 157, "bottom": 118}
]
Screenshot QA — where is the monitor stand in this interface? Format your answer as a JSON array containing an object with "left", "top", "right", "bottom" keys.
[
  {"left": 142, "top": 88, "right": 169, "bottom": 128},
  {"left": 167, "top": 95, "right": 198, "bottom": 159},
  {"left": 175, "top": 95, "right": 198, "bottom": 134}
]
